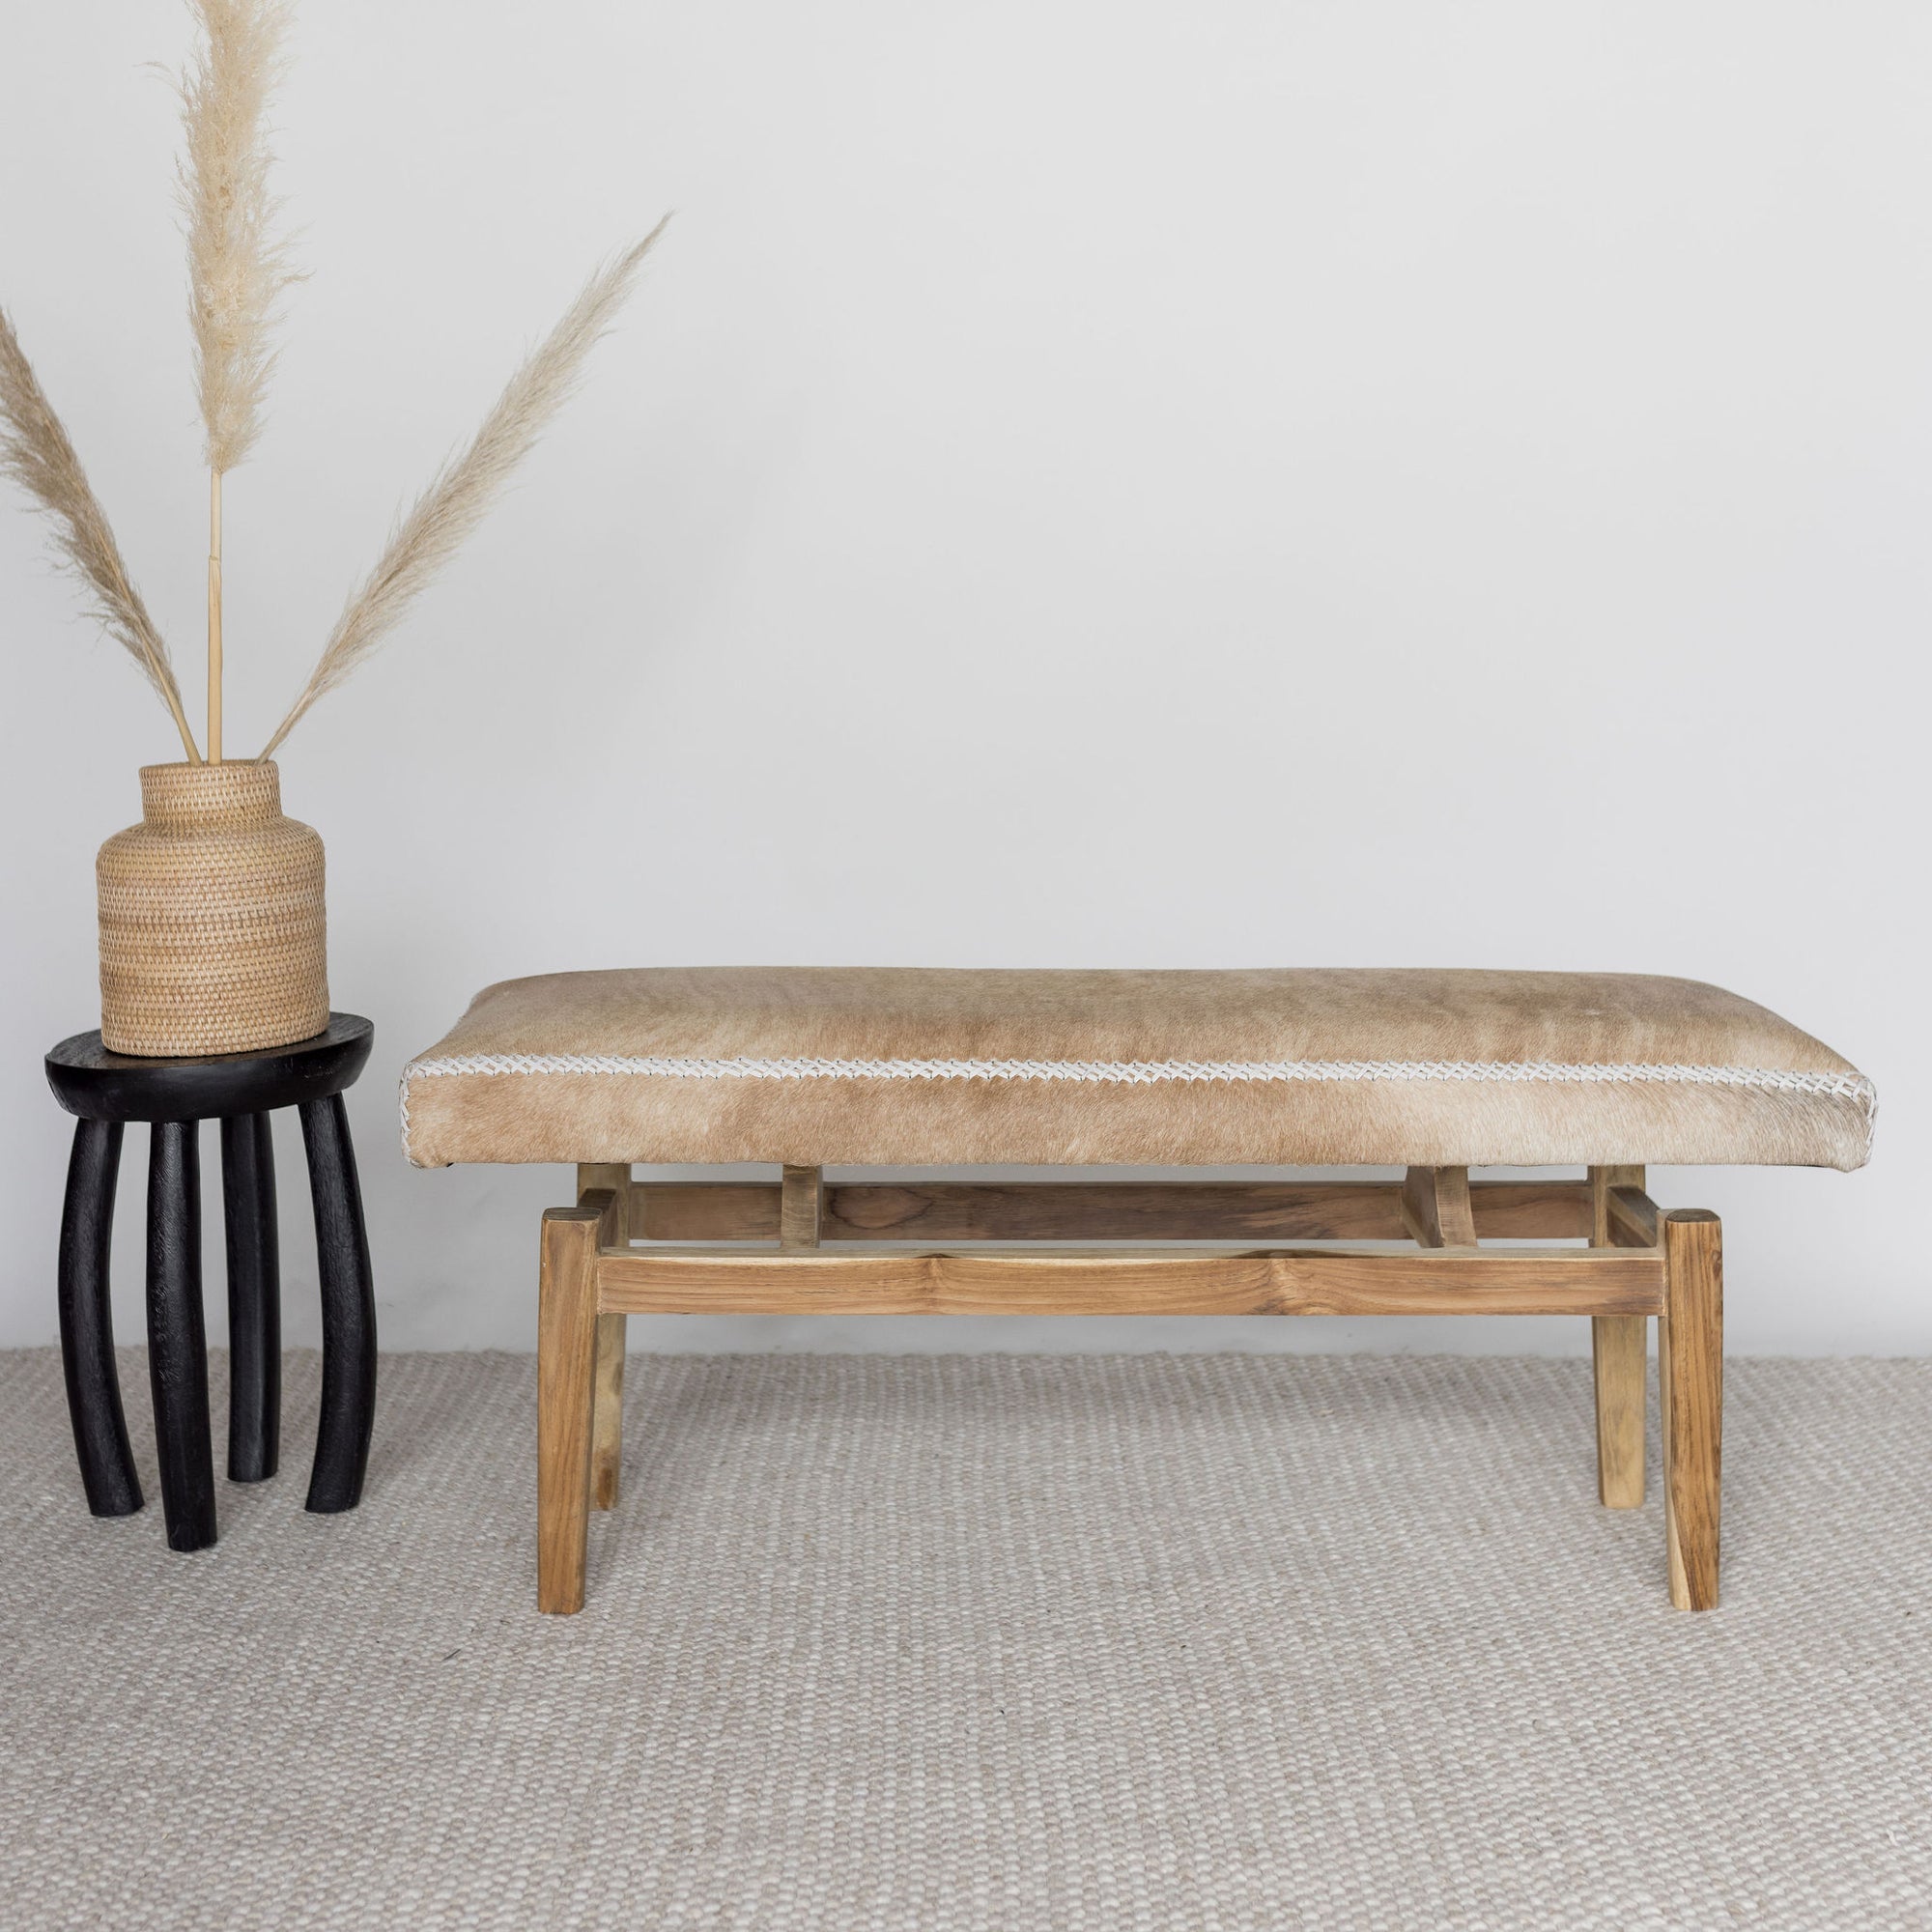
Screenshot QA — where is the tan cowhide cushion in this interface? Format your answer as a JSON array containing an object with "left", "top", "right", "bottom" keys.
[{"left": 400, "top": 967, "right": 1873, "bottom": 1172}]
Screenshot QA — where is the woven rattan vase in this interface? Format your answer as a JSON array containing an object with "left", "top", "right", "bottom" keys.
[{"left": 97, "top": 761, "right": 327, "bottom": 1057}]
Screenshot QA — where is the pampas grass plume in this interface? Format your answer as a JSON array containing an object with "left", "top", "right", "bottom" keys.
[
  {"left": 259, "top": 219, "right": 669, "bottom": 757},
  {"left": 179, "top": 0, "right": 299, "bottom": 475},
  {"left": 0, "top": 306, "right": 202, "bottom": 760}
]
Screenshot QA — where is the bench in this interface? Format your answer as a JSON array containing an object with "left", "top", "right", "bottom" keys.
[{"left": 401, "top": 967, "right": 1874, "bottom": 1614}]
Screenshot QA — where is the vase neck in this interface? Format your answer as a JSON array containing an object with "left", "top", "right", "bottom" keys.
[{"left": 138, "top": 760, "right": 283, "bottom": 832}]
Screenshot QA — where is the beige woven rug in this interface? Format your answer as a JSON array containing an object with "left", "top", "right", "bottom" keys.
[{"left": 4, "top": 1349, "right": 1928, "bottom": 1930}]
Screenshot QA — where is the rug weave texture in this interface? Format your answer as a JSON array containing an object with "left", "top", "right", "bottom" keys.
[{"left": 3, "top": 1349, "right": 1929, "bottom": 1931}]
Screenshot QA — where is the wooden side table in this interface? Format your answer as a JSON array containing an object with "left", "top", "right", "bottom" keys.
[{"left": 45, "top": 1014, "right": 378, "bottom": 1552}]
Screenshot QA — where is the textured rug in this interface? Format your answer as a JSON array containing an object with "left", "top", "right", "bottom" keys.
[{"left": 3, "top": 1349, "right": 1928, "bottom": 1931}]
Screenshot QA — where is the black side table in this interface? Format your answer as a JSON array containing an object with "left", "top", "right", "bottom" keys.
[{"left": 45, "top": 1014, "right": 378, "bottom": 1552}]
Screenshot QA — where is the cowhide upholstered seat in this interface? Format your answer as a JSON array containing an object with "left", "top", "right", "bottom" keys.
[
  {"left": 401, "top": 966, "right": 1872, "bottom": 1171},
  {"left": 402, "top": 966, "right": 1872, "bottom": 1616}
]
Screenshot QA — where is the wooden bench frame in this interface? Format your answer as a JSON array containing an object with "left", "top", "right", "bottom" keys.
[{"left": 535, "top": 1164, "right": 1721, "bottom": 1616}]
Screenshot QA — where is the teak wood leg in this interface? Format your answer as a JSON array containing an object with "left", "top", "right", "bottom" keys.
[
  {"left": 579, "top": 1165, "right": 631, "bottom": 1512},
  {"left": 300, "top": 1094, "right": 378, "bottom": 1513},
  {"left": 221, "top": 1112, "right": 281, "bottom": 1484},
  {"left": 1589, "top": 1165, "right": 1647, "bottom": 1509},
  {"left": 147, "top": 1120, "right": 216, "bottom": 1552},
  {"left": 57, "top": 1119, "right": 141, "bottom": 1518},
  {"left": 538, "top": 1204, "right": 604, "bottom": 1614},
  {"left": 1661, "top": 1210, "right": 1723, "bottom": 1610},
  {"left": 591, "top": 1317, "right": 627, "bottom": 1512},
  {"left": 1662, "top": 1213, "right": 1723, "bottom": 1607}
]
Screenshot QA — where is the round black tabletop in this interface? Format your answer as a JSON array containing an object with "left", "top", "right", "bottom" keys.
[{"left": 46, "top": 1014, "right": 374, "bottom": 1123}]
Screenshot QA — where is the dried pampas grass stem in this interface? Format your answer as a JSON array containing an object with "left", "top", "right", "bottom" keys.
[
  {"left": 0, "top": 306, "right": 202, "bottom": 761},
  {"left": 259, "top": 218, "right": 668, "bottom": 758}
]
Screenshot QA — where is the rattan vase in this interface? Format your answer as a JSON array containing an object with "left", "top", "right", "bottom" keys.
[{"left": 97, "top": 761, "right": 328, "bottom": 1058}]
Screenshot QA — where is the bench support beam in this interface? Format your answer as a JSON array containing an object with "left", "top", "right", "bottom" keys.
[
  {"left": 780, "top": 1165, "right": 823, "bottom": 1250},
  {"left": 595, "top": 1242, "right": 1661, "bottom": 1319},
  {"left": 632, "top": 1179, "right": 1594, "bottom": 1244},
  {"left": 1400, "top": 1166, "right": 1477, "bottom": 1247}
]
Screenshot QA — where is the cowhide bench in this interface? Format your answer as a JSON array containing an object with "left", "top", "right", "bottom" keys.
[{"left": 401, "top": 967, "right": 1873, "bottom": 1615}]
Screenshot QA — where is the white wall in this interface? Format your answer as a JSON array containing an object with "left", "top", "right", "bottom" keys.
[{"left": 2, "top": 2, "right": 1924, "bottom": 1357}]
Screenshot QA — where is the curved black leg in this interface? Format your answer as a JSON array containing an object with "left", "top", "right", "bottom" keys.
[
  {"left": 147, "top": 1120, "right": 216, "bottom": 1551},
  {"left": 58, "top": 1119, "right": 141, "bottom": 1517},
  {"left": 300, "top": 1094, "right": 376, "bottom": 1512},
  {"left": 221, "top": 1113, "right": 280, "bottom": 1483}
]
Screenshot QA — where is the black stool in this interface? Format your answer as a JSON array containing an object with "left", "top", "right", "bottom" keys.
[{"left": 45, "top": 1014, "right": 378, "bottom": 1551}]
